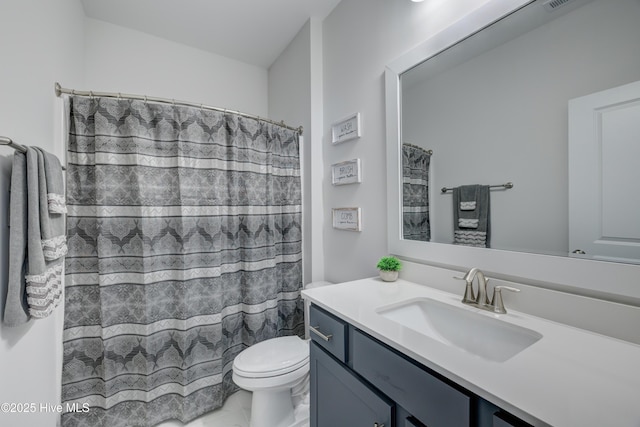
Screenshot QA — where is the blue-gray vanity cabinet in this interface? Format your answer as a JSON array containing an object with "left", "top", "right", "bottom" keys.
[
  {"left": 310, "top": 341, "right": 393, "bottom": 427},
  {"left": 476, "top": 396, "right": 534, "bottom": 427},
  {"left": 308, "top": 303, "right": 533, "bottom": 427},
  {"left": 492, "top": 411, "right": 532, "bottom": 427},
  {"left": 351, "top": 328, "right": 471, "bottom": 426},
  {"left": 405, "top": 416, "right": 427, "bottom": 427},
  {"left": 493, "top": 414, "right": 520, "bottom": 427}
]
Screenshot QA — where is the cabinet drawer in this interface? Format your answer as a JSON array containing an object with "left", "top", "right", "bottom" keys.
[
  {"left": 309, "top": 304, "right": 347, "bottom": 362},
  {"left": 352, "top": 329, "right": 471, "bottom": 427}
]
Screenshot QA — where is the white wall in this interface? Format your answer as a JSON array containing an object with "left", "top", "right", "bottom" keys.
[
  {"left": 268, "top": 20, "right": 313, "bottom": 285},
  {"left": 0, "top": 0, "right": 85, "bottom": 425},
  {"left": 268, "top": 19, "right": 326, "bottom": 285},
  {"left": 84, "top": 18, "right": 269, "bottom": 116},
  {"left": 0, "top": 8, "right": 272, "bottom": 427},
  {"left": 402, "top": 0, "right": 640, "bottom": 256},
  {"left": 322, "top": 0, "right": 491, "bottom": 283}
]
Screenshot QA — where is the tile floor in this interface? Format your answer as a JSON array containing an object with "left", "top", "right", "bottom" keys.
[
  {"left": 156, "top": 389, "right": 310, "bottom": 427},
  {"left": 157, "top": 391, "right": 252, "bottom": 427}
]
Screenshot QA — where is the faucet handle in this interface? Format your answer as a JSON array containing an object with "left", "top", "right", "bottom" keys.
[
  {"left": 453, "top": 276, "right": 476, "bottom": 304},
  {"left": 491, "top": 286, "right": 520, "bottom": 314},
  {"left": 495, "top": 285, "right": 520, "bottom": 293}
]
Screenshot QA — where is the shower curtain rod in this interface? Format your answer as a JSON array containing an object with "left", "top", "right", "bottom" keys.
[{"left": 54, "top": 82, "right": 304, "bottom": 135}]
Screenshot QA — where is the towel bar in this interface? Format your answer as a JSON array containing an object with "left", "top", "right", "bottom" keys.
[
  {"left": 441, "top": 182, "right": 513, "bottom": 193},
  {"left": 1, "top": 136, "right": 66, "bottom": 171}
]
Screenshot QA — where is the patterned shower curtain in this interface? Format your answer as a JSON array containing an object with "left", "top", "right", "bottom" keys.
[
  {"left": 61, "top": 96, "right": 303, "bottom": 426},
  {"left": 402, "top": 143, "right": 431, "bottom": 241}
]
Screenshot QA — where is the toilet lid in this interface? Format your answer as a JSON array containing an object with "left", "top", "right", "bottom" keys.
[{"left": 233, "top": 336, "right": 309, "bottom": 378}]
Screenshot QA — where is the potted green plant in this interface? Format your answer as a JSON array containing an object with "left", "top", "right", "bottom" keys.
[{"left": 376, "top": 256, "right": 402, "bottom": 282}]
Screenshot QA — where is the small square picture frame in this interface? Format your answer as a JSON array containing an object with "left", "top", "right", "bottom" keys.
[
  {"left": 332, "top": 207, "right": 362, "bottom": 232},
  {"left": 331, "top": 159, "right": 362, "bottom": 186},
  {"left": 331, "top": 113, "right": 361, "bottom": 144}
]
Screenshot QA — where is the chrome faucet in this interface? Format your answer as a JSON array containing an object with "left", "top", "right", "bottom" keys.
[
  {"left": 460, "top": 267, "right": 490, "bottom": 305},
  {"left": 454, "top": 268, "right": 520, "bottom": 314}
]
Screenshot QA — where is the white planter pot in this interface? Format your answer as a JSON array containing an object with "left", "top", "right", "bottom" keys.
[{"left": 379, "top": 270, "right": 399, "bottom": 282}]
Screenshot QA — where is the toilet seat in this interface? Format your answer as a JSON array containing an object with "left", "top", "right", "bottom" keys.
[{"left": 233, "top": 336, "right": 309, "bottom": 378}]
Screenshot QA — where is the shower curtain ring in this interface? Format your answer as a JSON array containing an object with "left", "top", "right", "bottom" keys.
[
  {"left": 89, "top": 91, "right": 94, "bottom": 99},
  {"left": 144, "top": 95, "right": 148, "bottom": 103},
  {"left": 118, "top": 93, "right": 122, "bottom": 100}
]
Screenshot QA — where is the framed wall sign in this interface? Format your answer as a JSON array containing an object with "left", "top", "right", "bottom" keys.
[
  {"left": 331, "top": 159, "right": 362, "bottom": 186},
  {"left": 331, "top": 113, "right": 361, "bottom": 144},
  {"left": 332, "top": 207, "right": 362, "bottom": 232}
]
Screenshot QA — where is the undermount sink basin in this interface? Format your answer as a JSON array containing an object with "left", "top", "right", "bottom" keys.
[{"left": 377, "top": 298, "right": 542, "bottom": 362}]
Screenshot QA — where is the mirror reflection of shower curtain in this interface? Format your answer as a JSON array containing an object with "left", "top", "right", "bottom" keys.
[{"left": 402, "top": 143, "right": 431, "bottom": 241}]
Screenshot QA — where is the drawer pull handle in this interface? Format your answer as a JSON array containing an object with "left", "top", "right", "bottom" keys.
[
  {"left": 374, "top": 423, "right": 385, "bottom": 427},
  {"left": 310, "top": 325, "right": 333, "bottom": 342}
]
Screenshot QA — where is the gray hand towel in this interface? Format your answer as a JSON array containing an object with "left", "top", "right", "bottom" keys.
[
  {"left": 3, "top": 152, "right": 29, "bottom": 326},
  {"left": 42, "top": 148, "right": 67, "bottom": 214},
  {"left": 24, "top": 147, "right": 64, "bottom": 319},
  {"left": 453, "top": 184, "right": 490, "bottom": 248},
  {"left": 34, "top": 147, "right": 67, "bottom": 261}
]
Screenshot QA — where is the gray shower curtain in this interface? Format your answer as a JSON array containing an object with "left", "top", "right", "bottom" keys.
[
  {"left": 402, "top": 143, "right": 431, "bottom": 241},
  {"left": 61, "top": 96, "right": 303, "bottom": 426}
]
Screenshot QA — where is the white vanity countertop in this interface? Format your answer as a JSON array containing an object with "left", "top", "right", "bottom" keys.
[{"left": 302, "top": 278, "right": 640, "bottom": 427}]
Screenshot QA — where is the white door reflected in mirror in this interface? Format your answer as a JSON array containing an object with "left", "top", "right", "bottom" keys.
[{"left": 569, "top": 80, "right": 640, "bottom": 264}]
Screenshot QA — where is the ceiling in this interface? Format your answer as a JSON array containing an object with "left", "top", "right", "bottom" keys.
[{"left": 81, "top": 0, "right": 342, "bottom": 68}]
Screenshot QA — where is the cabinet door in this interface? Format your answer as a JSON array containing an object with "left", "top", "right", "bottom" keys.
[
  {"left": 477, "top": 398, "right": 533, "bottom": 427},
  {"left": 493, "top": 412, "right": 533, "bottom": 427},
  {"left": 405, "top": 416, "right": 427, "bottom": 427},
  {"left": 310, "top": 341, "right": 393, "bottom": 427},
  {"left": 351, "top": 329, "right": 470, "bottom": 426}
]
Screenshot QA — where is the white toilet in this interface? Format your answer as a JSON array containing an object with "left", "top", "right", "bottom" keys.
[
  {"left": 232, "top": 335, "right": 310, "bottom": 427},
  {"left": 232, "top": 281, "right": 333, "bottom": 427}
]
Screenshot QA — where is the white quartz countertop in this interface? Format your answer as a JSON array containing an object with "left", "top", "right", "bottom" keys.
[{"left": 302, "top": 278, "right": 640, "bottom": 427}]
